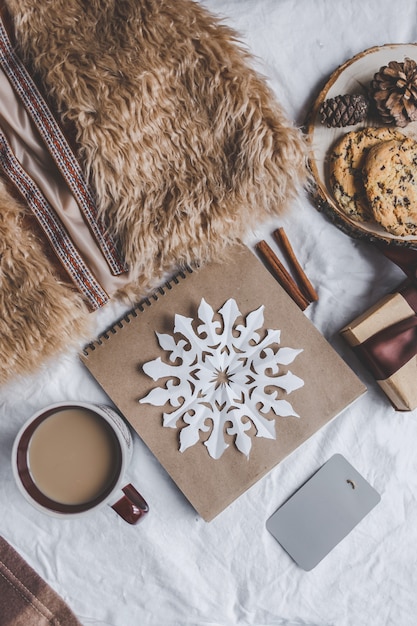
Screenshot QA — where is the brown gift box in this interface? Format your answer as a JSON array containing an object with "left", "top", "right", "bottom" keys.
[{"left": 341, "top": 285, "right": 417, "bottom": 411}]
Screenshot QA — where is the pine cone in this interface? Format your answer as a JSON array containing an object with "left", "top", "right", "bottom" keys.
[
  {"left": 371, "top": 58, "right": 417, "bottom": 127},
  {"left": 319, "top": 94, "right": 369, "bottom": 127}
]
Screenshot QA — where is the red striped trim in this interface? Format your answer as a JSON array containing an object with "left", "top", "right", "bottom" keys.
[
  {"left": 0, "top": 17, "right": 128, "bottom": 276},
  {"left": 0, "top": 131, "right": 108, "bottom": 310}
]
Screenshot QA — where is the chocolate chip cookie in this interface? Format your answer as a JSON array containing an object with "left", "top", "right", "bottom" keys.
[
  {"left": 363, "top": 137, "right": 417, "bottom": 236},
  {"left": 329, "top": 126, "right": 405, "bottom": 221}
]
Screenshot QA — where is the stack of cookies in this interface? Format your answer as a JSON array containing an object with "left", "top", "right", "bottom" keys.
[{"left": 329, "top": 127, "right": 417, "bottom": 236}]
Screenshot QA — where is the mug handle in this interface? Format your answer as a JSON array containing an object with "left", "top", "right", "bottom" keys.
[{"left": 111, "top": 484, "right": 149, "bottom": 524}]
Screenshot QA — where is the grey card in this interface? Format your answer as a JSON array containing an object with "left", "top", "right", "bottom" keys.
[{"left": 266, "top": 454, "right": 381, "bottom": 571}]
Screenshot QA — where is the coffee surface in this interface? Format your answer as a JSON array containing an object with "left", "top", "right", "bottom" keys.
[{"left": 28, "top": 408, "right": 120, "bottom": 505}]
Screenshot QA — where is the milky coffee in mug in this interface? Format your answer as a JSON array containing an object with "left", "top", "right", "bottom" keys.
[{"left": 12, "top": 402, "right": 148, "bottom": 523}]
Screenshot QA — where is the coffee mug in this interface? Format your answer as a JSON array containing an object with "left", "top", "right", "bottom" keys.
[{"left": 12, "top": 401, "right": 149, "bottom": 524}]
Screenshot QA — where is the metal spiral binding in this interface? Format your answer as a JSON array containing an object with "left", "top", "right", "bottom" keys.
[{"left": 81, "top": 266, "right": 193, "bottom": 356}]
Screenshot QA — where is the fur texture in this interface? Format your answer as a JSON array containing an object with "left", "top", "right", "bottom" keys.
[
  {"left": 1, "top": 0, "right": 308, "bottom": 381},
  {"left": 0, "top": 180, "right": 90, "bottom": 383}
]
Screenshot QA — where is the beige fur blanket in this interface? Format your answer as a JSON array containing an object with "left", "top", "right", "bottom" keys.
[{"left": 0, "top": 0, "right": 307, "bottom": 382}]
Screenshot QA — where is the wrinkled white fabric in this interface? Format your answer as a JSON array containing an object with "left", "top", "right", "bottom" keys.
[{"left": 1, "top": 1, "right": 417, "bottom": 624}]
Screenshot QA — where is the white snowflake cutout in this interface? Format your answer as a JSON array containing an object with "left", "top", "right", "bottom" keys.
[{"left": 139, "top": 298, "right": 304, "bottom": 459}]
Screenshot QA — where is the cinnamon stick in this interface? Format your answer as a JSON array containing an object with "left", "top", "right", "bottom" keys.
[
  {"left": 273, "top": 227, "right": 319, "bottom": 302},
  {"left": 255, "top": 240, "right": 310, "bottom": 311}
]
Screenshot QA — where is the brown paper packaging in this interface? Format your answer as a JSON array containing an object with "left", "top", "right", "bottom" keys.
[{"left": 341, "top": 292, "right": 417, "bottom": 411}]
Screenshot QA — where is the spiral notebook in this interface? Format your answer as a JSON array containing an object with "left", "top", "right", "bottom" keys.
[{"left": 81, "top": 245, "right": 366, "bottom": 521}]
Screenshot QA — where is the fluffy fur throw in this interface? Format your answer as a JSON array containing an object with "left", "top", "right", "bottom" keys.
[
  {"left": 0, "top": 179, "right": 89, "bottom": 379},
  {"left": 1, "top": 0, "right": 307, "bottom": 382}
]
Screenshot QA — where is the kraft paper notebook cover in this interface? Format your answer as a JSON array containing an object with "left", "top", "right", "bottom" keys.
[{"left": 81, "top": 245, "right": 366, "bottom": 521}]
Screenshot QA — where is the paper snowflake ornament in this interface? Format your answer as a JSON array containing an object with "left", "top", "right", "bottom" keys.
[{"left": 139, "top": 298, "right": 304, "bottom": 460}]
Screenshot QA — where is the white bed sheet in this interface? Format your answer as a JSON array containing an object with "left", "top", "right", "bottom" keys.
[{"left": 1, "top": 1, "right": 417, "bottom": 624}]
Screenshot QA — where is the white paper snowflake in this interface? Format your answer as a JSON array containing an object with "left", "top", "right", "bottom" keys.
[{"left": 139, "top": 298, "right": 304, "bottom": 459}]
